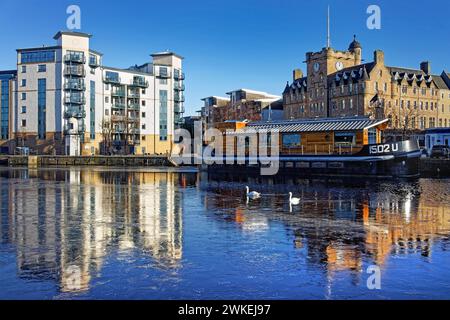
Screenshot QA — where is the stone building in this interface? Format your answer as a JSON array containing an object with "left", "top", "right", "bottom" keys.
[{"left": 283, "top": 36, "right": 450, "bottom": 137}]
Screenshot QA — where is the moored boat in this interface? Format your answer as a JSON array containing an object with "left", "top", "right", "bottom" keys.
[{"left": 205, "top": 117, "right": 421, "bottom": 178}]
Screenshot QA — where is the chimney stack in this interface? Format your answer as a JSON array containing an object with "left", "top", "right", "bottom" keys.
[
  {"left": 374, "top": 50, "right": 384, "bottom": 65},
  {"left": 420, "top": 61, "right": 431, "bottom": 75}
]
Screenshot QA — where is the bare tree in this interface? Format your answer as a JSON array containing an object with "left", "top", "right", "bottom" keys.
[{"left": 100, "top": 119, "right": 113, "bottom": 155}]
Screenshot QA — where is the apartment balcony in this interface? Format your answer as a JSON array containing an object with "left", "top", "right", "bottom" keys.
[
  {"left": 174, "top": 94, "right": 185, "bottom": 103},
  {"left": 128, "top": 103, "right": 140, "bottom": 111},
  {"left": 64, "top": 67, "right": 86, "bottom": 77},
  {"left": 111, "top": 114, "right": 126, "bottom": 122},
  {"left": 157, "top": 71, "right": 171, "bottom": 79},
  {"left": 127, "top": 113, "right": 140, "bottom": 121},
  {"left": 127, "top": 91, "right": 140, "bottom": 98},
  {"left": 111, "top": 103, "right": 126, "bottom": 110},
  {"left": 174, "top": 104, "right": 185, "bottom": 114},
  {"left": 64, "top": 108, "right": 86, "bottom": 119},
  {"left": 89, "top": 58, "right": 100, "bottom": 68},
  {"left": 64, "top": 81, "right": 86, "bottom": 91},
  {"left": 129, "top": 128, "right": 140, "bottom": 135},
  {"left": 131, "top": 78, "right": 149, "bottom": 88},
  {"left": 104, "top": 76, "right": 121, "bottom": 84},
  {"left": 174, "top": 72, "right": 185, "bottom": 80},
  {"left": 63, "top": 123, "right": 86, "bottom": 135},
  {"left": 174, "top": 83, "right": 185, "bottom": 91},
  {"left": 64, "top": 96, "right": 86, "bottom": 105},
  {"left": 111, "top": 90, "right": 126, "bottom": 97},
  {"left": 64, "top": 54, "right": 86, "bottom": 64}
]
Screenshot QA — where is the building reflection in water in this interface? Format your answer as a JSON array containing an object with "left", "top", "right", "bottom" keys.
[
  {"left": 0, "top": 169, "right": 184, "bottom": 293},
  {"left": 204, "top": 174, "right": 450, "bottom": 285}
]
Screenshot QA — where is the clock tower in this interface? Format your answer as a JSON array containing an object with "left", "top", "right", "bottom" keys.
[{"left": 304, "top": 35, "right": 363, "bottom": 117}]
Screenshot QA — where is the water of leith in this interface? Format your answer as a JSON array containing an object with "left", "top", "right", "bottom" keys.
[{"left": 0, "top": 167, "right": 449, "bottom": 300}]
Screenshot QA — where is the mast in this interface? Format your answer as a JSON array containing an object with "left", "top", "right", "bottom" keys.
[{"left": 327, "top": 6, "right": 331, "bottom": 49}]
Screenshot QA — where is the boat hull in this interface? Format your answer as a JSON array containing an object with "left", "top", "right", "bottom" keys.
[{"left": 205, "top": 140, "right": 421, "bottom": 178}]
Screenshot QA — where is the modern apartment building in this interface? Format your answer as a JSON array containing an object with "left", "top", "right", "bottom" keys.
[
  {"left": 283, "top": 36, "right": 450, "bottom": 135},
  {"left": 1, "top": 31, "right": 185, "bottom": 155},
  {"left": 201, "top": 89, "right": 281, "bottom": 128},
  {"left": 0, "top": 70, "right": 17, "bottom": 153}
]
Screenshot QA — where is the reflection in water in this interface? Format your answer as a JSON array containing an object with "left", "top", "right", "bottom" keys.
[
  {"left": 0, "top": 169, "right": 186, "bottom": 294},
  {"left": 203, "top": 174, "right": 450, "bottom": 291},
  {"left": 0, "top": 169, "right": 450, "bottom": 299}
]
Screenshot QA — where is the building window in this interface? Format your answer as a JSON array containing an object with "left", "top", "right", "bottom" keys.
[
  {"left": 21, "top": 65, "right": 26, "bottom": 73},
  {"left": 142, "top": 89, "right": 146, "bottom": 95},
  {"left": 142, "top": 112, "right": 146, "bottom": 118},
  {"left": 38, "top": 78, "right": 46, "bottom": 139},
  {"left": 105, "top": 84, "right": 109, "bottom": 90},
  {"left": 142, "top": 124, "right": 146, "bottom": 130},
  {"left": 105, "top": 109, "right": 109, "bottom": 116},
  {"left": 21, "top": 119, "right": 26, "bottom": 127},
  {"left": 21, "top": 106, "right": 26, "bottom": 114},
  {"left": 21, "top": 93, "right": 26, "bottom": 100},
  {"left": 105, "top": 97, "right": 109, "bottom": 103},
  {"left": 21, "top": 79, "right": 26, "bottom": 87},
  {"left": 90, "top": 81, "right": 96, "bottom": 140},
  {"left": 20, "top": 50, "right": 55, "bottom": 64},
  {"left": 159, "top": 90, "right": 168, "bottom": 141},
  {"left": 38, "top": 64, "right": 46, "bottom": 72},
  {"left": 282, "top": 134, "right": 301, "bottom": 148},
  {"left": 160, "top": 78, "right": 168, "bottom": 85}
]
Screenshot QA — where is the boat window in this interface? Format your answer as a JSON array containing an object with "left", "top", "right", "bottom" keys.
[
  {"left": 334, "top": 132, "right": 355, "bottom": 145},
  {"left": 368, "top": 128, "right": 377, "bottom": 145},
  {"left": 282, "top": 134, "right": 301, "bottom": 148}
]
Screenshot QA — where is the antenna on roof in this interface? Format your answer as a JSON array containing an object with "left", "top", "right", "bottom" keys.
[{"left": 327, "top": 5, "right": 331, "bottom": 49}]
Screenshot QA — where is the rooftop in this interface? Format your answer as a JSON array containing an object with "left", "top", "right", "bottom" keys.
[
  {"left": 244, "top": 117, "right": 389, "bottom": 133},
  {"left": 53, "top": 31, "right": 92, "bottom": 40}
]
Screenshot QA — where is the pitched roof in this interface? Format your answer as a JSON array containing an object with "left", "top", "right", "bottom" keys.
[
  {"left": 243, "top": 117, "right": 389, "bottom": 133},
  {"left": 432, "top": 75, "right": 449, "bottom": 90}
]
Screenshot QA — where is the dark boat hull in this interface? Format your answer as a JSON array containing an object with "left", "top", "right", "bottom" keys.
[{"left": 205, "top": 140, "right": 421, "bottom": 179}]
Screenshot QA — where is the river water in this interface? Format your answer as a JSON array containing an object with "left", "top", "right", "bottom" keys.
[{"left": 0, "top": 167, "right": 449, "bottom": 300}]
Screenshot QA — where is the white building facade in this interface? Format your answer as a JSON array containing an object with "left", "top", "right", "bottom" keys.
[{"left": 9, "top": 31, "right": 185, "bottom": 156}]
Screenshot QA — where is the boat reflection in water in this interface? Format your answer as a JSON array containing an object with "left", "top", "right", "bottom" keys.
[
  {"left": 1, "top": 168, "right": 450, "bottom": 299},
  {"left": 0, "top": 169, "right": 188, "bottom": 294},
  {"left": 204, "top": 173, "right": 450, "bottom": 295}
]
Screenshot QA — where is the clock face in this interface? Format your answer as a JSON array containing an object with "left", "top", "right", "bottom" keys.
[
  {"left": 336, "top": 61, "right": 344, "bottom": 71},
  {"left": 313, "top": 63, "right": 320, "bottom": 73}
]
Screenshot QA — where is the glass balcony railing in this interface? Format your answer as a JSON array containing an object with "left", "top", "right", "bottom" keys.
[
  {"left": 131, "top": 77, "right": 149, "bottom": 88},
  {"left": 174, "top": 104, "right": 185, "bottom": 113},
  {"left": 104, "top": 76, "right": 121, "bottom": 84},
  {"left": 64, "top": 54, "right": 86, "bottom": 64},
  {"left": 111, "top": 90, "right": 126, "bottom": 97},
  {"left": 64, "top": 81, "right": 86, "bottom": 91},
  {"left": 174, "top": 72, "right": 185, "bottom": 80},
  {"left": 89, "top": 58, "right": 99, "bottom": 68},
  {"left": 111, "top": 114, "right": 126, "bottom": 122},
  {"left": 64, "top": 108, "right": 86, "bottom": 119},
  {"left": 128, "top": 91, "right": 140, "bottom": 98},
  {"left": 174, "top": 83, "right": 185, "bottom": 91},
  {"left": 129, "top": 128, "right": 140, "bottom": 135},
  {"left": 174, "top": 94, "right": 185, "bottom": 103},
  {"left": 64, "top": 67, "right": 86, "bottom": 77},
  {"left": 128, "top": 103, "right": 140, "bottom": 110},
  {"left": 112, "top": 103, "right": 126, "bottom": 110},
  {"left": 64, "top": 96, "right": 86, "bottom": 105}
]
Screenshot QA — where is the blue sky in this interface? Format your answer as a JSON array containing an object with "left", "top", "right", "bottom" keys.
[{"left": 0, "top": 0, "right": 449, "bottom": 115}]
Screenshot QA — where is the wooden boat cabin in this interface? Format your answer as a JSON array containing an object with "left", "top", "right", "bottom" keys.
[{"left": 215, "top": 117, "right": 389, "bottom": 156}]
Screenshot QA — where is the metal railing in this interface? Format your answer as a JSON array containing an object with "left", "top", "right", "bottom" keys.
[{"left": 64, "top": 54, "right": 86, "bottom": 64}]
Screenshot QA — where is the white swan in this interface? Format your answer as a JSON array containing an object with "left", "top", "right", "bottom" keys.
[
  {"left": 246, "top": 186, "right": 261, "bottom": 199},
  {"left": 289, "top": 192, "right": 301, "bottom": 205}
]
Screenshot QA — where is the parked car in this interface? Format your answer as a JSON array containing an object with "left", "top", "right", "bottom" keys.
[{"left": 430, "top": 145, "right": 450, "bottom": 158}]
